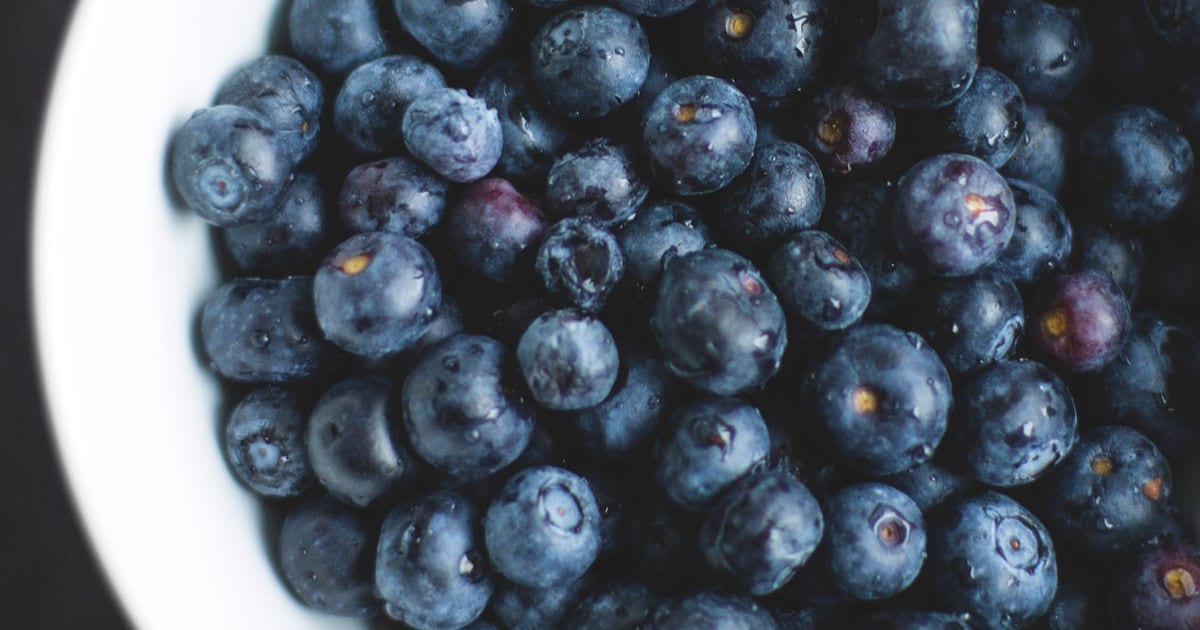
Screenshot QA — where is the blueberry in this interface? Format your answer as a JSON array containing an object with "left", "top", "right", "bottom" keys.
[
  {"left": 223, "top": 387, "right": 314, "bottom": 498},
  {"left": 569, "top": 349, "right": 674, "bottom": 461},
  {"left": 822, "top": 483, "right": 926, "bottom": 600},
  {"left": 376, "top": 491, "right": 492, "bottom": 629},
  {"left": 653, "top": 396, "right": 769, "bottom": 512},
  {"left": 535, "top": 217, "right": 625, "bottom": 312},
  {"left": 1141, "top": 0, "right": 1200, "bottom": 48},
  {"left": 987, "top": 179, "right": 1072, "bottom": 286},
  {"left": 307, "top": 376, "right": 421, "bottom": 506},
  {"left": 288, "top": 0, "right": 388, "bottom": 77},
  {"left": 447, "top": 178, "right": 548, "bottom": 286},
  {"left": 799, "top": 83, "right": 897, "bottom": 174},
  {"left": 768, "top": 230, "right": 871, "bottom": 332},
  {"left": 616, "top": 199, "right": 710, "bottom": 288},
  {"left": 403, "top": 88, "right": 503, "bottom": 183},
  {"left": 650, "top": 592, "right": 779, "bottom": 629},
  {"left": 170, "top": 105, "right": 294, "bottom": 227},
  {"left": 630, "top": 490, "right": 713, "bottom": 591},
  {"left": 333, "top": 55, "right": 446, "bottom": 156},
  {"left": 926, "top": 491, "right": 1058, "bottom": 629},
  {"left": 566, "top": 579, "right": 659, "bottom": 629},
  {"left": 610, "top": 0, "right": 698, "bottom": 17},
  {"left": 200, "top": 276, "right": 335, "bottom": 383},
  {"left": 516, "top": 308, "right": 619, "bottom": 410},
  {"left": 1077, "top": 105, "right": 1195, "bottom": 227},
  {"left": 683, "top": 0, "right": 835, "bottom": 100},
  {"left": 402, "top": 334, "right": 535, "bottom": 481},
  {"left": 337, "top": 157, "right": 447, "bottom": 238},
  {"left": 530, "top": 5, "right": 650, "bottom": 119},
  {"left": 544, "top": 138, "right": 648, "bottom": 226},
  {"left": 1110, "top": 543, "right": 1200, "bottom": 630},
  {"left": 473, "top": 60, "right": 573, "bottom": 184},
  {"left": 651, "top": 248, "right": 787, "bottom": 396},
  {"left": 222, "top": 173, "right": 332, "bottom": 276},
  {"left": 1000, "top": 104, "right": 1069, "bottom": 194},
  {"left": 642, "top": 75, "right": 757, "bottom": 196},
  {"left": 914, "top": 274, "right": 1024, "bottom": 375},
  {"left": 700, "top": 471, "right": 824, "bottom": 595},
  {"left": 802, "top": 324, "right": 952, "bottom": 476},
  {"left": 490, "top": 575, "right": 591, "bottom": 630},
  {"left": 852, "top": 610, "right": 972, "bottom": 628},
  {"left": 484, "top": 466, "right": 601, "bottom": 588},
  {"left": 981, "top": 0, "right": 1093, "bottom": 103},
  {"left": 1045, "top": 568, "right": 1108, "bottom": 630},
  {"left": 1041, "top": 426, "right": 1174, "bottom": 558},
  {"left": 893, "top": 153, "right": 1016, "bottom": 277},
  {"left": 278, "top": 496, "right": 378, "bottom": 617},
  {"left": 716, "top": 141, "right": 826, "bottom": 252},
  {"left": 1072, "top": 222, "right": 1143, "bottom": 303},
  {"left": 853, "top": 0, "right": 979, "bottom": 110},
  {"left": 215, "top": 55, "right": 324, "bottom": 164},
  {"left": 945, "top": 359, "right": 1077, "bottom": 487},
  {"left": 883, "top": 460, "right": 974, "bottom": 513},
  {"left": 1030, "top": 270, "right": 1132, "bottom": 373},
  {"left": 393, "top": 0, "right": 513, "bottom": 69},
  {"left": 935, "top": 67, "right": 1026, "bottom": 168},
  {"left": 313, "top": 232, "right": 443, "bottom": 358}
]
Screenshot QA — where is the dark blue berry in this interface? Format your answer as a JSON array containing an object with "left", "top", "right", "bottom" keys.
[
  {"left": 1073, "top": 222, "right": 1143, "bottom": 303},
  {"left": 278, "top": 496, "right": 378, "bottom": 617},
  {"left": 822, "top": 483, "right": 926, "bottom": 600},
  {"left": 566, "top": 579, "right": 658, "bottom": 629},
  {"left": 516, "top": 308, "right": 619, "bottom": 410},
  {"left": 403, "top": 88, "right": 503, "bottom": 183},
  {"left": 215, "top": 55, "right": 324, "bottom": 164},
  {"left": 544, "top": 138, "right": 648, "bottom": 226},
  {"left": 1141, "top": 0, "right": 1200, "bottom": 47},
  {"left": 981, "top": 0, "right": 1093, "bottom": 102},
  {"left": 610, "top": 0, "right": 698, "bottom": 17},
  {"left": 393, "top": 0, "right": 513, "bottom": 69},
  {"left": 1000, "top": 104, "right": 1069, "bottom": 194},
  {"left": 224, "top": 387, "right": 314, "bottom": 497},
  {"left": 333, "top": 55, "right": 446, "bottom": 156},
  {"left": 288, "top": 0, "right": 388, "bottom": 77},
  {"left": 337, "top": 156, "right": 447, "bottom": 238},
  {"left": 222, "top": 173, "right": 332, "bottom": 276},
  {"left": 536, "top": 217, "right": 625, "bottom": 312},
  {"left": 883, "top": 460, "right": 974, "bottom": 513},
  {"left": 474, "top": 60, "right": 573, "bottom": 184},
  {"left": 936, "top": 66, "right": 1026, "bottom": 168},
  {"left": 616, "top": 199, "right": 710, "bottom": 288},
  {"left": 987, "top": 179, "right": 1072, "bottom": 286},
  {"left": 914, "top": 274, "right": 1024, "bottom": 375},
  {"left": 490, "top": 575, "right": 591, "bottom": 630},
  {"left": 768, "top": 230, "right": 871, "bottom": 332},
  {"left": 569, "top": 349, "right": 674, "bottom": 461},
  {"left": 651, "top": 592, "right": 779, "bottom": 629},
  {"left": 716, "top": 140, "right": 825, "bottom": 252}
]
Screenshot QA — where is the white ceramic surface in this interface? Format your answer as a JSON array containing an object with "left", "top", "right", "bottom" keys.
[{"left": 33, "top": 1, "right": 359, "bottom": 628}]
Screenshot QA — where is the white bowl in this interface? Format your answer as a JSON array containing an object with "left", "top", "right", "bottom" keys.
[{"left": 33, "top": 1, "right": 359, "bottom": 628}]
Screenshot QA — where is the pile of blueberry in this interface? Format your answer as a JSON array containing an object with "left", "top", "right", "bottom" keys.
[{"left": 171, "top": 0, "right": 1200, "bottom": 627}]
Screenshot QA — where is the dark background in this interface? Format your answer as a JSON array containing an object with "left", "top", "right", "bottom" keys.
[{"left": 1, "top": 1, "right": 131, "bottom": 628}]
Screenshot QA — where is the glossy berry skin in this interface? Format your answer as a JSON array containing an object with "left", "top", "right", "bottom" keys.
[
  {"left": 946, "top": 359, "right": 1077, "bottom": 487},
  {"left": 484, "top": 466, "right": 601, "bottom": 588},
  {"left": 473, "top": 60, "right": 573, "bottom": 184},
  {"left": 651, "top": 248, "right": 787, "bottom": 396},
  {"left": 927, "top": 492, "right": 1058, "bottom": 630},
  {"left": 215, "top": 55, "right": 324, "bottom": 164},
  {"left": 224, "top": 387, "right": 313, "bottom": 498},
  {"left": 616, "top": 199, "right": 710, "bottom": 288},
  {"left": 200, "top": 276, "right": 334, "bottom": 383},
  {"left": 610, "top": 0, "right": 698, "bottom": 17},
  {"left": 651, "top": 592, "right": 779, "bottom": 629},
  {"left": 854, "top": 0, "right": 979, "bottom": 111},
  {"left": 802, "top": 324, "right": 952, "bottom": 476},
  {"left": 987, "top": 180, "right": 1072, "bottom": 286},
  {"left": 915, "top": 274, "right": 1024, "bottom": 375},
  {"left": 823, "top": 483, "right": 926, "bottom": 600},
  {"left": 313, "top": 232, "right": 442, "bottom": 358},
  {"left": 222, "top": 173, "right": 331, "bottom": 276},
  {"left": 278, "top": 496, "right": 378, "bottom": 617},
  {"left": 536, "top": 218, "right": 625, "bottom": 312},
  {"left": 402, "top": 334, "right": 535, "bottom": 481},
  {"left": 1140, "top": 0, "right": 1200, "bottom": 47},
  {"left": 288, "top": 0, "right": 388, "bottom": 77},
  {"left": 642, "top": 75, "right": 757, "bottom": 196},
  {"left": 700, "top": 472, "right": 823, "bottom": 596},
  {"left": 490, "top": 576, "right": 591, "bottom": 630},
  {"left": 376, "top": 491, "right": 492, "bottom": 629},
  {"left": 333, "top": 55, "right": 446, "bottom": 156},
  {"left": 403, "top": 89, "right": 503, "bottom": 183},
  {"left": 936, "top": 67, "right": 1026, "bottom": 168},
  {"left": 393, "top": 0, "right": 513, "bottom": 69},
  {"left": 517, "top": 308, "right": 619, "bottom": 411},
  {"left": 570, "top": 350, "right": 673, "bottom": 461},
  {"left": 768, "top": 230, "right": 871, "bottom": 332},
  {"left": 170, "top": 105, "right": 293, "bottom": 227},
  {"left": 567, "top": 579, "right": 658, "bottom": 630},
  {"left": 338, "top": 157, "right": 447, "bottom": 238},
  {"left": 799, "top": 83, "right": 896, "bottom": 174},
  {"left": 1000, "top": 104, "right": 1069, "bottom": 194},
  {"left": 981, "top": 0, "right": 1093, "bottom": 103},
  {"left": 716, "top": 141, "right": 825, "bottom": 252},
  {"left": 653, "top": 396, "right": 769, "bottom": 512},
  {"left": 447, "top": 178, "right": 548, "bottom": 286},
  {"left": 883, "top": 460, "right": 974, "bottom": 513},
  {"left": 894, "top": 153, "right": 1016, "bottom": 277},
  {"left": 1073, "top": 222, "right": 1143, "bottom": 303},
  {"left": 307, "top": 377, "right": 421, "bottom": 506},
  {"left": 684, "top": 0, "right": 835, "bottom": 100},
  {"left": 1110, "top": 543, "right": 1200, "bottom": 630},
  {"left": 1041, "top": 426, "right": 1174, "bottom": 557},
  {"left": 1030, "top": 270, "right": 1131, "bottom": 373},
  {"left": 545, "top": 138, "right": 648, "bottom": 226},
  {"left": 1077, "top": 106, "right": 1195, "bottom": 227},
  {"left": 530, "top": 5, "right": 650, "bottom": 120}
]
